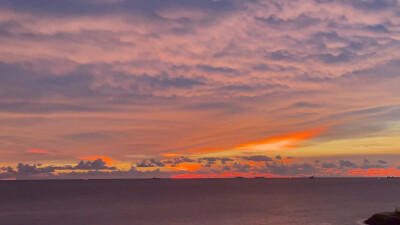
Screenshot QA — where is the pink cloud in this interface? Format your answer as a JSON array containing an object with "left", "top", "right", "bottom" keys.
[{"left": 27, "top": 149, "right": 50, "bottom": 154}]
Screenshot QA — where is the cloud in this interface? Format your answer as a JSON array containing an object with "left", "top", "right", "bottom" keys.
[
  {"left": 79, "top": 157, "right": 115, "bottom": 166},
  {"left": 17, "top": 163, "right": 56, "bottom": 174},
  {"left": 255, "top": 14, "right": 320, "bottom": 29},
  {"left": 27, "top": 149, "right": 50, "bottom": 154},
  {"left": 221, "top": 158, "right": 234, "bottom": 164},
  {"left": 339, "top": 160, "right": 358, "bottom": 168},
  {"left": 198, "top": 157, "right": 219, "bottom": 167},
  {"left": 366, "top": 24, "right": 390, "bottom": 33},
  {"left": 196, "top": 64, "right": 238, "bottom": 74},
  {"left": 73, "top": 158, "right": 117, "bottom": 170},
  {"left": 359, "top": 159, "right": 390, "bottom": 169},
  {"left": 322, "top": 163, "right": 337, "bottom": 168},
  {"left": 378, "top": 160, "right": 388, "bottom": 164},
  {"left": 2, "top": 155, "right": 400, "bottom": 179},
  {"left": 241, "top": 155, "right": 273, "bottom": 162},
  {"left": 136, "top": 160, "right": 156, "bottom": 167},
  {"left": 136, "top": 159, "right": 166, "bottom": 167}
]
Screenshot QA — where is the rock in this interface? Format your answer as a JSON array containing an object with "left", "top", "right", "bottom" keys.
[{"left": 364, "top": 211, "right": 400, "bottom": 225}]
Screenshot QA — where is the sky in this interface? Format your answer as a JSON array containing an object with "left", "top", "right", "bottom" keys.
[{"left": 1, "top": 0, "right": 400, "bottom": 179}]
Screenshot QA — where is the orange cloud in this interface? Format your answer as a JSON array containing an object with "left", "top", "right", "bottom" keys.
[
  {"left": 79, "top": 156, "right": 115, "bottom": 166},
  {"left": 236, "top": 126, "right": 328, "bottom": 152},
  {"left": 162, "top": 153, "right": 182, "bottom": 157},
  {"left": 27, "top": 149, "right": 50, "bottom": 154},
  {"left": 278, "top": 158, "right": 295, "bottom": 164},
  {"left": 348, "top": 168, "right": 400, "bottom": 177},
  {"left": 166, "top": 163, "right": 201, "bottom": 172},
  {"left": 194, "top": 126, "right": 328, "bottom": 154}
]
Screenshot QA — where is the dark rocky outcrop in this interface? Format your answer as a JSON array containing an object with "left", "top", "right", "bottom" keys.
[{"left": 364, "top": 210, "right": 400, "bottom": 225}]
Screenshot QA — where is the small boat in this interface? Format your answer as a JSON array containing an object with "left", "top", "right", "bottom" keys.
[
  {"left": 308, "top": 176, "right": 315, "bottom": 179},
  {"left": 254, "top": 176, "right": 264, "bottom": 179},
  {"left": 386, "top": 176, "right": 395, "bottom": 178}
]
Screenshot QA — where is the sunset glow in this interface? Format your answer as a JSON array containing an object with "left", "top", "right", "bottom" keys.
[{"left": 1, "top": 0, "right": 400, "bottom": 180}]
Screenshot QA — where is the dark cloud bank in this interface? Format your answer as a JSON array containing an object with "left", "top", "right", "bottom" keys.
[{"left": 0, "top": 157, "right": 396, "bottom": 180}]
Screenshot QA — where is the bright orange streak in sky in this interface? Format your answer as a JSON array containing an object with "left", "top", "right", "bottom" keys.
[
  {"left": 27, "top": 149, "right": 50, "bottom": 154},
  {"left": 166, "top": 163, "right": 201, "bottom": 172},
  {"left": 236, "top": 126, "right": 328, "bottom": 151},
  {"left": 162, "top": 153, "right": 182, "bottom": 157},
  {"left": 79, "top": 156, "right": 115, "bottom": 166},
  {"left": 192, "top": 126, "right": 328, "bottom": 154}
]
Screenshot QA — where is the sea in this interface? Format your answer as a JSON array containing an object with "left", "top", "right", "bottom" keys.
[{"left": 0, "top": 178, "right": 399, "bottom": 225}]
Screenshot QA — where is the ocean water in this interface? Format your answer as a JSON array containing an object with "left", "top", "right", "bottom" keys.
[{"left": 0, "top": 178, "right": 399, "bottom": 225}]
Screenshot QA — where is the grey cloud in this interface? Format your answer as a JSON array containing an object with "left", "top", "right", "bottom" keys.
[
  {"left": 252, "top": 63, "right": 273, "bottom": 71},
  {"left": 2, "top": 158, "right": 117, "bottom": 179},
  {"left": 266, "top": 162, "right": 316, "bottom": 176},
  {"left": 232, "top": 162, "right": 251, "bottom": 172},
  {"left": 315, "top": 51, "right": 356, "bottom": 64},
  {"left": 196, "top": 64, "right": 239, "bottom": 74},
  {"left": 24, "top": 167, "right": 173, "bottom": 180},
  {"left": 56, "top": 167, "right": 170, "bottom": 179},
  {"left": 311, "top": 31, "right": 345, "bottom": 42},
  {"left": 131, "top": 74, "right": 205, "bottom": 89},
  {"left": 198, "top": 157, "right": 218, "bottom": 167},
  {"left": 291, "top": 102, "right": 322, "bottom": 108},
  {"left": 268, "top": 50, "right": 299, "bottom": 62},
  {"left": 275, "top": 155, "right": 282, "bottom": 160},
  {"left": 241, "top": 155, "right": 273, "bottom": 162},
  {"left": 0, "top": 0, "right": 239, "bottom": 18},
  {"left": 174, "top": 156, "right": 194, "bottom": 163},
  {"left": 164, "top": 156, "right": 195, "bottom": 167},
  {"left": 378, "top": 160, "right": 388, "bottom": 164},
  {"left": 1, "top": 166, "right": 15, "bottom": 174},
  {"left": 322, "top": 163, "right": 337, "bottom": 168},
  {"left": 295, "top": 73, "right": 333, "bottom": 83},
  {"left": 136, "top": 160, "right": 155, "bottom": 168},
  {"left": 0, "top": 102, "right": 107, "bottom": 114},
  {"left": 136, "top": 159, "right": 166, "bottom": 167},
  {"left": 360, "top": 163, "right": 388, "bottom": 169},
  {"left": 339, "top": 160, "right": 358, "bottom": 168},
  {"left": 359, "top": 159, "right": 390, "bottom": 169},
  {"left": 221, "top": 158, "right": 233, "bottom": 164},
  {"left": 255, "top": 14, "right": 320, "bottom": 29},
  {"left": 366, "top": 24, "right": 390, "bottom": 33},
  {"left": 197, "top": 157, "right": 233, "bottom": 167},
  {"left": 0, "top": 61, "right": 207, "bottom": 113},
  {"left": 17, "top": 163, "right": 56, "bottom": 174},
  {"left": 314, "top": 0, "right": 398, "bottom": 11},
  {"left": 348, "top": 0, "right": 398, "bottom": 11},
  {"left": 74, "top": 159, "right": 116, "bottom": 170},
  {"left": 150, "top": 159, "right": 165, "bottom": 167},
  {"left": 222, "top": 165, "right": 230, "bottom": 170}
]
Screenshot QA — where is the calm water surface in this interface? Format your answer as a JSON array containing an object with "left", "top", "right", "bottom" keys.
[{"left": 0, "top": 178, "right": 399, "bottom": 225}]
